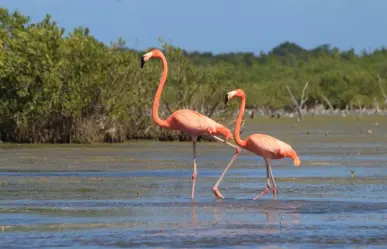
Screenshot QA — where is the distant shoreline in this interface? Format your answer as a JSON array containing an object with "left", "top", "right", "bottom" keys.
[
  {"left": 1, "top": 113, "right": 385, "bottom": 145},
  {"left": 244, "top": 107, "right": 387, "bottom": 119}
]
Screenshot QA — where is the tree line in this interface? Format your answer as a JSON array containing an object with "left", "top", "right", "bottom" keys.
[{"left": 1, "top": 8, "right": 386, "bottom": 143}]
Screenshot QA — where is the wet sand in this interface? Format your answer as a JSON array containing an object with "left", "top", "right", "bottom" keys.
[{"left": 0, "top": 116, "right": 387, "bottom": 248}]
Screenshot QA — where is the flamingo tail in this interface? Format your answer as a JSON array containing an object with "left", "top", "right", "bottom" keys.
[{"left": 215, "top": 125, "right": 233, "bottom": 141}]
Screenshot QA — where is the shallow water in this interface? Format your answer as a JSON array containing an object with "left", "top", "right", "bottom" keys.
[{"left": 0, "top": 116, "right": 387, "bottom": 249}]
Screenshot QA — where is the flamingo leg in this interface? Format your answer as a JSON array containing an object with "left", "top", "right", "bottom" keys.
[
  {"left": 253, "top": 163, "right": 272, "bottom": 200},
  {"left": 191, "top": 141, "right": 197, "bottom": 199},
  {"left": 268, "top": 165, "right": 278, "bottom": 199},
  {"left": 211, "top": 135, "right": 241, "bottom": 199}
]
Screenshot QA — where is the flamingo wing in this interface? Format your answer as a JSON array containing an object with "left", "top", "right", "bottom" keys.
[
  {"left": 246, "top": 134, "right": 292, "bottom": 158},
  {"left": 167, "top": 109, "right": 217, "bottom": 135}
]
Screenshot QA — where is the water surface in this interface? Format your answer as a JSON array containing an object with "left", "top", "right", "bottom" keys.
[{"left": 0, "top": 116, "right": 387, "bottom": 248}]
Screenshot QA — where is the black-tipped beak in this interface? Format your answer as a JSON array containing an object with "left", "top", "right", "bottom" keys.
[
  {"left": 224, "top": 93, "right": 229, "bottom": 105},
  {"left": 140, "top": 56, "right": 145, "bottom": 69}
]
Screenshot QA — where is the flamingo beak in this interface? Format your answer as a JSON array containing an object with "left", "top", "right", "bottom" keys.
[
  {"left": 140, "top": 52, "right": 154, "bottom": 69},
  {"left": 225, "top": 90, "right": 237, "bottom": 105},
  {"left": 140, "top": 56, "right": 145, "bottom": 69}
]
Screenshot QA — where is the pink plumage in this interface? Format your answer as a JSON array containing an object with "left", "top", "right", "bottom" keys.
[
  {"left": 141, "top": 49, "right": 241, "bottom": 200},
  {"left": 244, "top": 134, "right": 300, "bottom": 165},
  {"left": 166, "top": 109, "right": 232, "bottom": 141},
  {"left": 226, "top": 88, "right": 301, "bottom": 200}
]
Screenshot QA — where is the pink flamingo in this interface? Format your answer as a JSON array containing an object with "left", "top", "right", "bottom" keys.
[
  {"left": 140, "top": 49, "right": 241, "bottom": 199},
  {"left": 225, "top": 89, "right": 301, "bottom": 200}
]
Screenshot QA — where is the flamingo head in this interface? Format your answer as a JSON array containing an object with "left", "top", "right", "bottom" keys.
[
  {"left": 140, "top": 49, "right": 162, "bottom": 68},
  {"left": 224, "top": 89, "right": 245, "bottom": 105}
]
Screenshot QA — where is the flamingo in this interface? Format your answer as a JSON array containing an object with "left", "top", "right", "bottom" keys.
[
  {"left": 140, "top": 49, "right": 241, "bottom": 199},
  {"left": 225, "top": 89, "right": 301, "bottom": 200}
]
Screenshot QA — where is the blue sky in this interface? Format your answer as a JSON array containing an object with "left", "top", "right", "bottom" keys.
[{"left": 1, "top": 0, "right": 387, "bottom": 54}]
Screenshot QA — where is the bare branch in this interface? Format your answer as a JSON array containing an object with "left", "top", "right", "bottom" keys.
[
  {"left": 320, "top": 93, "right": 334, "bottom": 111},
  {"left": 377, "top": 74, "right": 387, "bottom": 105},
  {"left": 286, "top": 85, "right": 303, "bottom": 120},
  {"left": 373, "top": 97, "right": 380, "bottom": 113},
  {"left": 286, "top": 86, "right": 299, "bottom": 108},
  {"left": 300, "top": 81, "right": 309, "bottom": 107},
  {"left": 357, "top": 99, "right": 364, "bottom": 118}
]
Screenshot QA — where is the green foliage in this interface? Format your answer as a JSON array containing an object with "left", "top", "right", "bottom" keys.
[
  {"left": 1, "top": 8, "right": 386, "bottom": 143},
  {"left": 185, "top": 44, "right": 387, "bottom": 110},
  {"left": 0, "top": 9, "right": 237, "bottom": 143}
]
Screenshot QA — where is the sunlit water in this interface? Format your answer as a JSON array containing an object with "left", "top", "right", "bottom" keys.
[{"left": 0, "top": 116, "right": 387, "bottom": 248}]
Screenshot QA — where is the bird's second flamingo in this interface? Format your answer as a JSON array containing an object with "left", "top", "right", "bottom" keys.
[
  {"left": 225, "top": 89, "right": 301, "bottom": 200},
  {"left": 140, "top": 49, "right": 241, "bottom": 199}
]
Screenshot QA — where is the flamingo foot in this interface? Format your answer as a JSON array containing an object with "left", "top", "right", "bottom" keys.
[
  {"left": 253, "top": 186, "right": 270, "bottom": 200},
  {"left": 212, "top": 187, "right": 224, "bottom": 199}
]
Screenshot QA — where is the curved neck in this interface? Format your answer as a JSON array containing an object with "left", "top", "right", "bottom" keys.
[
  {"left": 234, "top": 94, "right": 247, "bottom": 147},
  {"left": 152, "top": 53, "right": 171, "bottom": 128}
]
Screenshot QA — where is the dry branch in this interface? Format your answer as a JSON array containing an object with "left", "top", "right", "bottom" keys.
[
  {"left": 286, "top": 81, "right": 308, "bottom": 121},
  {"left": 357, "top": 99, "right": 364, "bottom": 118},
  {"left": 377, "top": 74, "right": 387, "bottom": 105},
  {"left": 373, "top": 97, "right": 380, "bottom": 113},
  {"left": 300, "top": 81, "right": 309, "bottom": 107},
  {"left": 320, "top": 93, "right": 334, "bottom": 111}
]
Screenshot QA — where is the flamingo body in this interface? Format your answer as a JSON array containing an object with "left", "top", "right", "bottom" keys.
[
  {"left": 166, "top": 109, "right": 232, "bottom": 140},
  {"left": 244, "top": 134, "right": 300, "bottom": 165}
]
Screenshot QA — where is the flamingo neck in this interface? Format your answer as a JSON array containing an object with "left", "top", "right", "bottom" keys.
[
  {"left": 152, "top": 53, "right": 171, "bottom": 129},
  {"left": 234, "top": 94, "right": 247, "bottom": 147}
]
